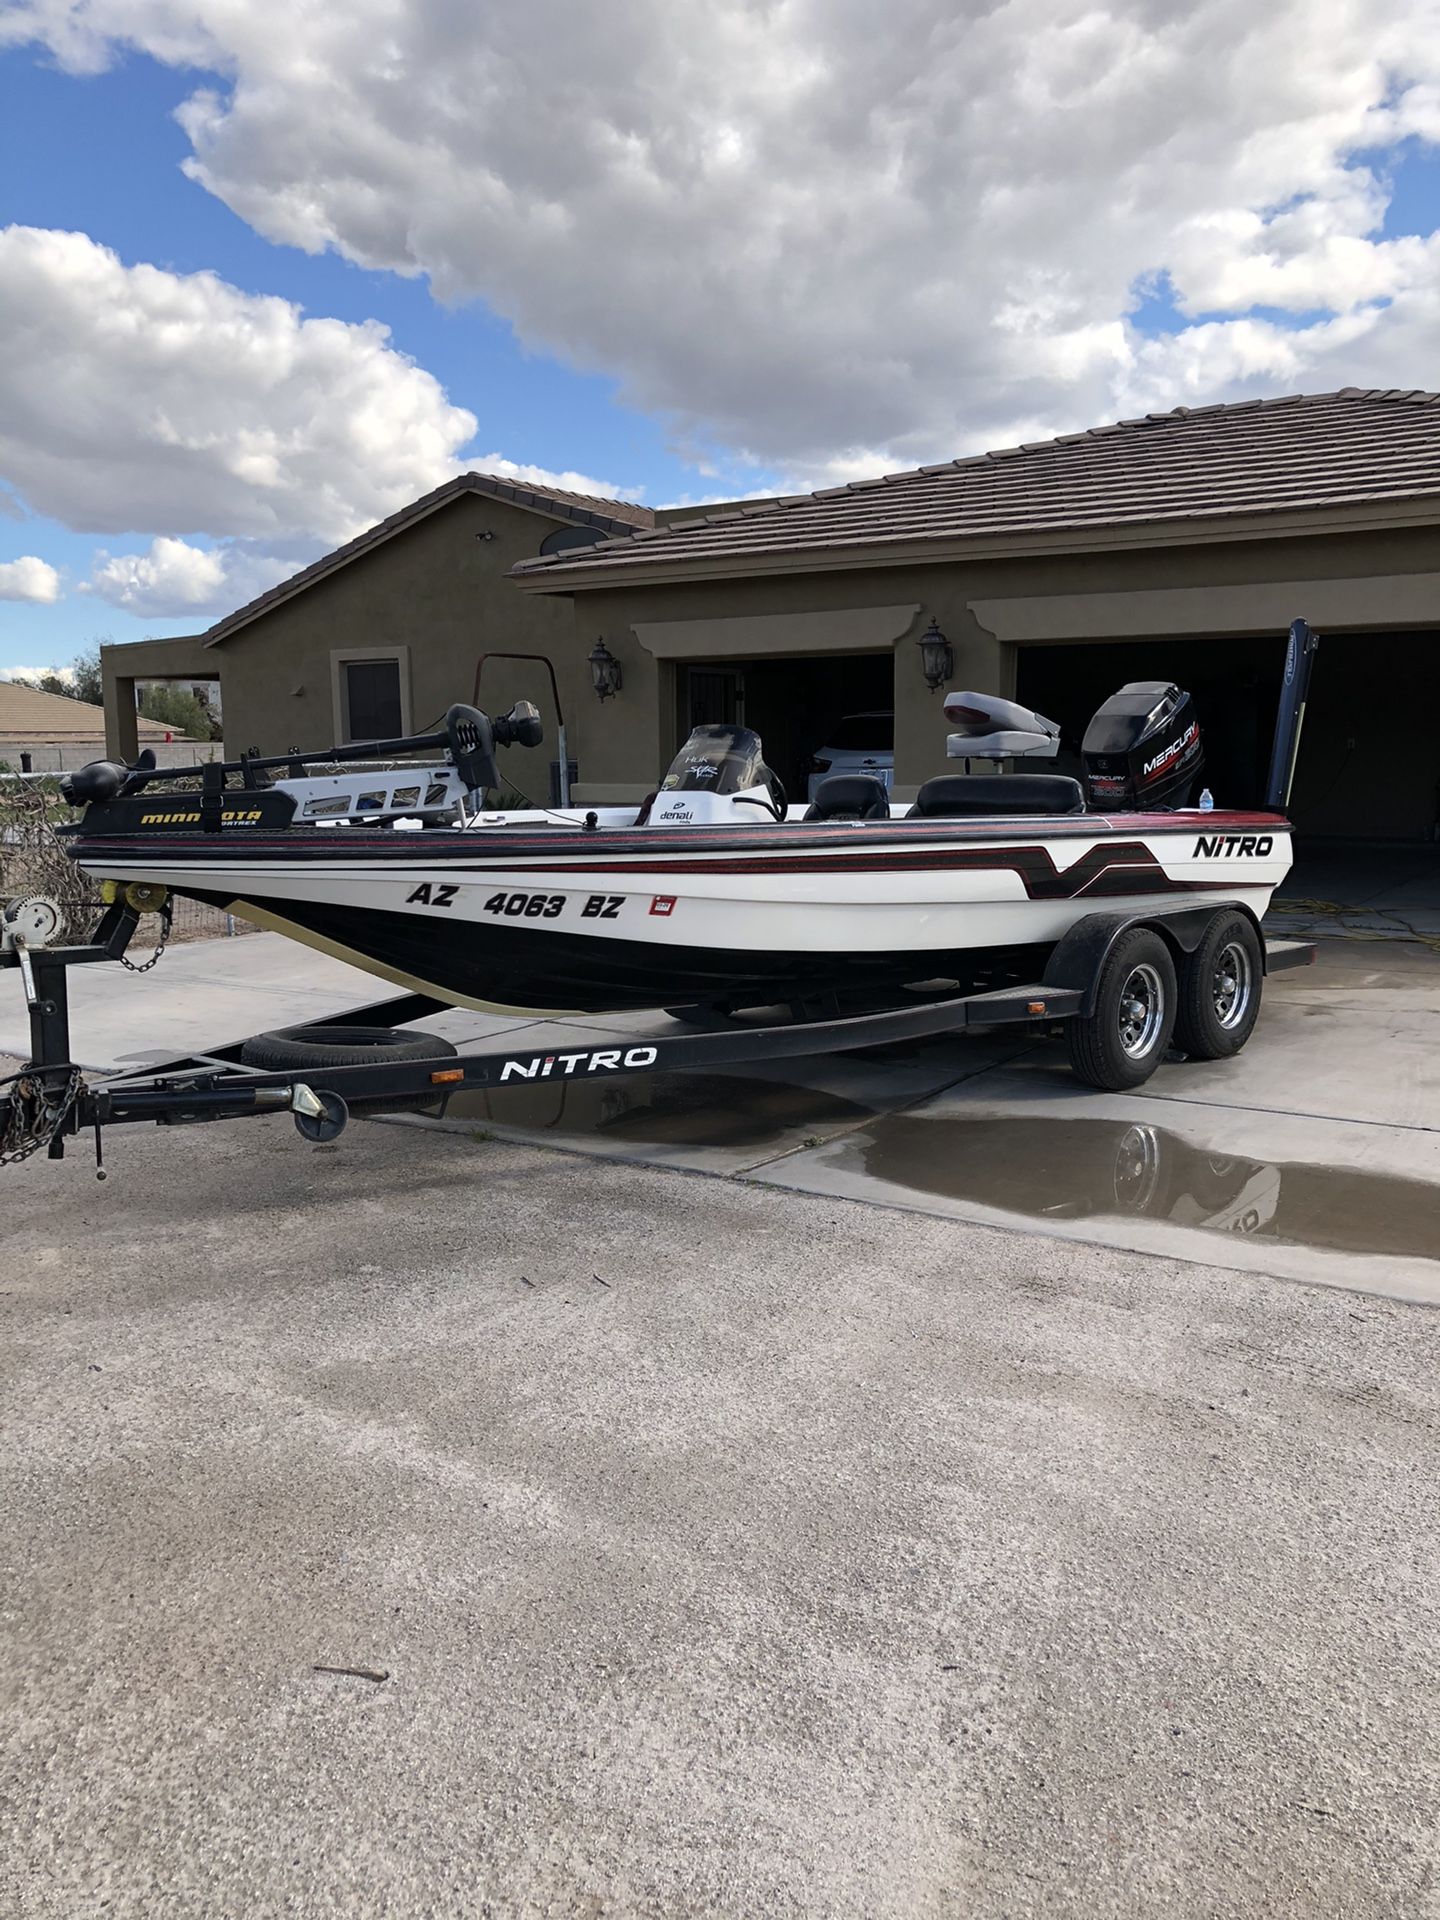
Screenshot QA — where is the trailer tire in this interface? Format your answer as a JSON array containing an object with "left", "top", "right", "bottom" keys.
[
  {"left": 1066, "top": 928, "right": 1176, "bottom": 1091},
  {"left": 240, "top": 1024, "right": 458, "bottom": 1112},
  {"left": 1173, "top": 911, "right": 1263, "bottom": 1060}
]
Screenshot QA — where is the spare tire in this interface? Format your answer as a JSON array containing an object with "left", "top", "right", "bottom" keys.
[{"left": 239, "top": 1023, "right": 459, "bottom": 1113}]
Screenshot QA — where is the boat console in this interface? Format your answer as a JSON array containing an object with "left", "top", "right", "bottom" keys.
[{"left": 647, "top": 724, "right": 789, "bottom": 826}]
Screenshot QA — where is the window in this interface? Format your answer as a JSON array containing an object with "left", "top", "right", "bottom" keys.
[{"left": 340, "top": 657, "right": 403, "bottom": 742}]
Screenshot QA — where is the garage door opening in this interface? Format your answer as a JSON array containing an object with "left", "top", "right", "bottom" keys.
[
  {"left": 1286, "top": 630, "right": 1440, "bottom": 841},
  {"left": 1018, "top": 631, "right": 1440, "bottom": 841},
  {"left": 679, "top": 654, "right": 893, "bottom": 804},
  {"left": 1016, "top": 637, "right": 1286, "bottom": 817}
]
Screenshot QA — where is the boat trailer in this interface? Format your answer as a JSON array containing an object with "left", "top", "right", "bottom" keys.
[{"left": 1, "top": 889, "right": 1315, "bottom": 1180}]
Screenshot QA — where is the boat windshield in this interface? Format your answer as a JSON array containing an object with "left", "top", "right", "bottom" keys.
[{"left": 660, "top": 725, "right": 770, "bottom": 795}]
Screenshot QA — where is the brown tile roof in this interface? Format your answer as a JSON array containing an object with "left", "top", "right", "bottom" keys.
[
  {"left": 513, "top": 389, "right": 1440, "bottom": 584},
  {"left": 0, "top": 678, "right": 173, "bottom": 742},
  {"left": 203, "top": 471, "right": 652, "bottom": 645}
]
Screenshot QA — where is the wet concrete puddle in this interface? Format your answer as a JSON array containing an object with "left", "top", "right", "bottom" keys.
[
  {"left": 854, "top": 1115, "right": 1440, "bottom": 1263},
  {"left": 440, "top": 1066, "right": 1439, "bottom": 1266}
]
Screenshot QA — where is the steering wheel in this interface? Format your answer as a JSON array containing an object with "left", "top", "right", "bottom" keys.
[{"left": 732, "top": 766, "right": 788, "bottom": 822}]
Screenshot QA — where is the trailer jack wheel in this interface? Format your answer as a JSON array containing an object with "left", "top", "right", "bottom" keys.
[{"left": 292, "top": 1086, "right": 348, "bottom": 1143}]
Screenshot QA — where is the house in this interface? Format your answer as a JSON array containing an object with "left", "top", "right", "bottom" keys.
[
  {"left": 1, "top": 678, "right": 174, "bottom": 773},
  {"left": 100, "top": 472, "right": 658, "bottom": 804},
  {"left": 100, "top": 392, "right": 1440, "bottom": 839},
  {"left": 513, "top": 389, "right": 1440, "bottom": 841}
]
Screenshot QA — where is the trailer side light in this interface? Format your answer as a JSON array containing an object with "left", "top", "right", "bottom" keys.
[
  {"left": 430, "top": 1068, "right": 465, "bottom": 1084},
  {"left": 1027, "top": 1000, "right": 1047, "bottom": 1015}
]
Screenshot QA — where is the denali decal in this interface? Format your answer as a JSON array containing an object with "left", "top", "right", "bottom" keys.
[
  {"left": 1142, "top": 723, "right": 1198, "bottom": 779},
  {"left": 500, "top": 1045, "right": 659, "bottom": 1082},
  {"left": 1194, "top": 834, "right": 1274, "bottom": 857}
]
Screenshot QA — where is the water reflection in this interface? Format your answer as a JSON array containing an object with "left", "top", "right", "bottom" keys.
[{"left": 857, "top": 1116, "right": 1440, "bottom": 1262}]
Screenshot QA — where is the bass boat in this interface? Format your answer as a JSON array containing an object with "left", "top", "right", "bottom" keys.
[{"left": 60, "top": 681, "right": 1293, "bottom": 1017}]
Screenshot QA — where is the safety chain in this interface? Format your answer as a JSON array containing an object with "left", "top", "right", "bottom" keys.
[
  {"left": 117, "top": 898, "right": 174, "bottom": 974},
  {"left": 0, "top": 1064, "right": 84, "bottom": 1168}
]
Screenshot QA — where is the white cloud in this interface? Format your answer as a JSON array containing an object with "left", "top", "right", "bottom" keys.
[
  {"left": 0, "top": 224, "right": 477, "bottom": 543},
  {"left": 6, "top": 0, "right": 1440, "bottom": 474},
  {"left": 0, "top": 554, "right": 61, "bottom": 603},
  {"left": 87, "top": 535, "right": 296, "bottom": 618},
  {"left": 0, "top": 663, "right": 72, "bottom": 682},
  {"left": 469, "top": 454, "right": 638, "bottom": 501}
]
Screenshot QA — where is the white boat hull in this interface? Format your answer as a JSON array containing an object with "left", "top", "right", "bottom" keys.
[{"left": 72, "top": 811, "right": 1293, "bottom": 1014}]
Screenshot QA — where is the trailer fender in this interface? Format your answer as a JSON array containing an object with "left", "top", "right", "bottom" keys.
[{"left": 1041, "top": 901, "right": 1265, "bottom": 1019}]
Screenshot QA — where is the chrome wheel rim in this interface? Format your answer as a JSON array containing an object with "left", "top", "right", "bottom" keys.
[
  {"left": 1212, "top": 941, "right": 1253, "bottom": 1031},
  {"left": 1118, "top": 961, "right": 1165, "bottom": 1058},
  {"left": 1114, "top": 1123, "right": 1162, "bottom": 1211}
]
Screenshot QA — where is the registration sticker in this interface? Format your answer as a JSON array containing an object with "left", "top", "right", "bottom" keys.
[{"left": 650, "top": 896, "right": 676, "bottom": 917}]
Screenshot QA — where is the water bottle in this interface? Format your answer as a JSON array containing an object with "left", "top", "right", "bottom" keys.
[{"left": 1198, "top": 787, "right": 1214, "bottom": 811}]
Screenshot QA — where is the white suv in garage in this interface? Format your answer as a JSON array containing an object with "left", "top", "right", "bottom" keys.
[{"left": 805, "top": 711, "right": 894, "bottom": 802}]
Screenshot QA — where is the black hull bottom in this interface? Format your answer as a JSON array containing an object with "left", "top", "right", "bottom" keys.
[{"left": 185, "top": 888, "right": 1049, "bottom": 1014}]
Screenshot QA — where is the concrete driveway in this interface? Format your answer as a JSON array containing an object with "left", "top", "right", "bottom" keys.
[
  {"left": 20, "top": 921, "right": 1430, "bottom": 1300},
  {"left": 3, "top": 928, "right": 1439, "bottom": 1916},
  {"left": 4, "top": 1116, "right": 1439, "bottom": 1920},
  {"left": 388, "top": 934, "right": 1440, "bottom": 1303}
]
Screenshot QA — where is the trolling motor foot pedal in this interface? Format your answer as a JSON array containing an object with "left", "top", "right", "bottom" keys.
[{"left": 291, "top": 1085, "right": 348, "bottom": 1143}]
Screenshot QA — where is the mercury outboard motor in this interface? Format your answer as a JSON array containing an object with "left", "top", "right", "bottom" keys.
[{"left": 1081, "top": 682, "right": 1204, "bottom": 810}]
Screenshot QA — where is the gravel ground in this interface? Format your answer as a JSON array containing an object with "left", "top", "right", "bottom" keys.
[{"left": 2, "top": 1111, "right": 1438, "bottom": 1919}]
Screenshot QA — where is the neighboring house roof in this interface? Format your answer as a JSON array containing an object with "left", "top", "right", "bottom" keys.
[
  {"left": 202, "top": 470, "right": 654, "bottom": 646},
  {"left": 513, "top": 388, "right": 1440, "bottom": 586},
  {"left": 0, "top": 679, "right": 171, "bottom": 743}
]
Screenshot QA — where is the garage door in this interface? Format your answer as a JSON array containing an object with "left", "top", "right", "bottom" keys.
[{"left": 1017, "top": 632, "right": 1440, "bottom": 841}]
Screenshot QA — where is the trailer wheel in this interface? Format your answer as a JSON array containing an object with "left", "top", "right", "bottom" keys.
[
  {"left": 1067, "top": 928, "right": 1176, "bottom": 1091},
  {"left": 240, "top": 1024, "right": 458, "bottom": 1112},
  {"left": 1173, "top": 911, "right": 1263, "bottom": 1060}
]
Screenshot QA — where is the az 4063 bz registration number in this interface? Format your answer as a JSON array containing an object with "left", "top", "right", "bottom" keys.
[{"left": 403, "top": 884, "right": 625, "bottom": 919}]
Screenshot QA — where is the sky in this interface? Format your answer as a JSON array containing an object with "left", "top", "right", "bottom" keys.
[{"left": 0, "top": 0, "right": 1438, "bottom": 680}]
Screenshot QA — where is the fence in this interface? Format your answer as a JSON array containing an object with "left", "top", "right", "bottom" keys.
[
  {"left": 1, "top": 779, "right": 257, "bottom": 947},
  {"left": 0, "top": 740, "right": 225, "bottom": 775}
]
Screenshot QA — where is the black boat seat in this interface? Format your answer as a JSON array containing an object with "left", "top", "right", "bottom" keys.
[
  {"left": 804, "top": 773, "right": 892, "bottom": 821},
  {"left": 912, "top": 773, "right": 1086, "bottom": 818}
]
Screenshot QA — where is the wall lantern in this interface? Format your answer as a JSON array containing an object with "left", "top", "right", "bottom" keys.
[
  {"left": 588, "top": 638, "right": 623, "bottom": 701},
  {"left": 917, "top": 617, "right": 954, "bottom": 693}
]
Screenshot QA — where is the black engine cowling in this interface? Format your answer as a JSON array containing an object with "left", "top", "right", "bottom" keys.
[{"left": 1081, "top": 682, "right": 1204, "bottom": 811}]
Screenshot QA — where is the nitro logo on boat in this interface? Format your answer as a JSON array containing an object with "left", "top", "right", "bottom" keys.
[
  {"left": 1142, "top": 723, "right": 1198, "bottom": 779},
  {"left": 499, "top": 1045, "right": 659, "bottom": 1082},
  {"left": 1194, "top": 833, "right": 1274, "bottom": 857}
]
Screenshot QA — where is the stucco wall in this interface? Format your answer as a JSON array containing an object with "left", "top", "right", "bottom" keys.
[
  {"left": 540, "top": 518, "right": 1440, "bottom": 821},
  {"left": 207, "top": 494, "right": 607, "bottom": 799}
]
